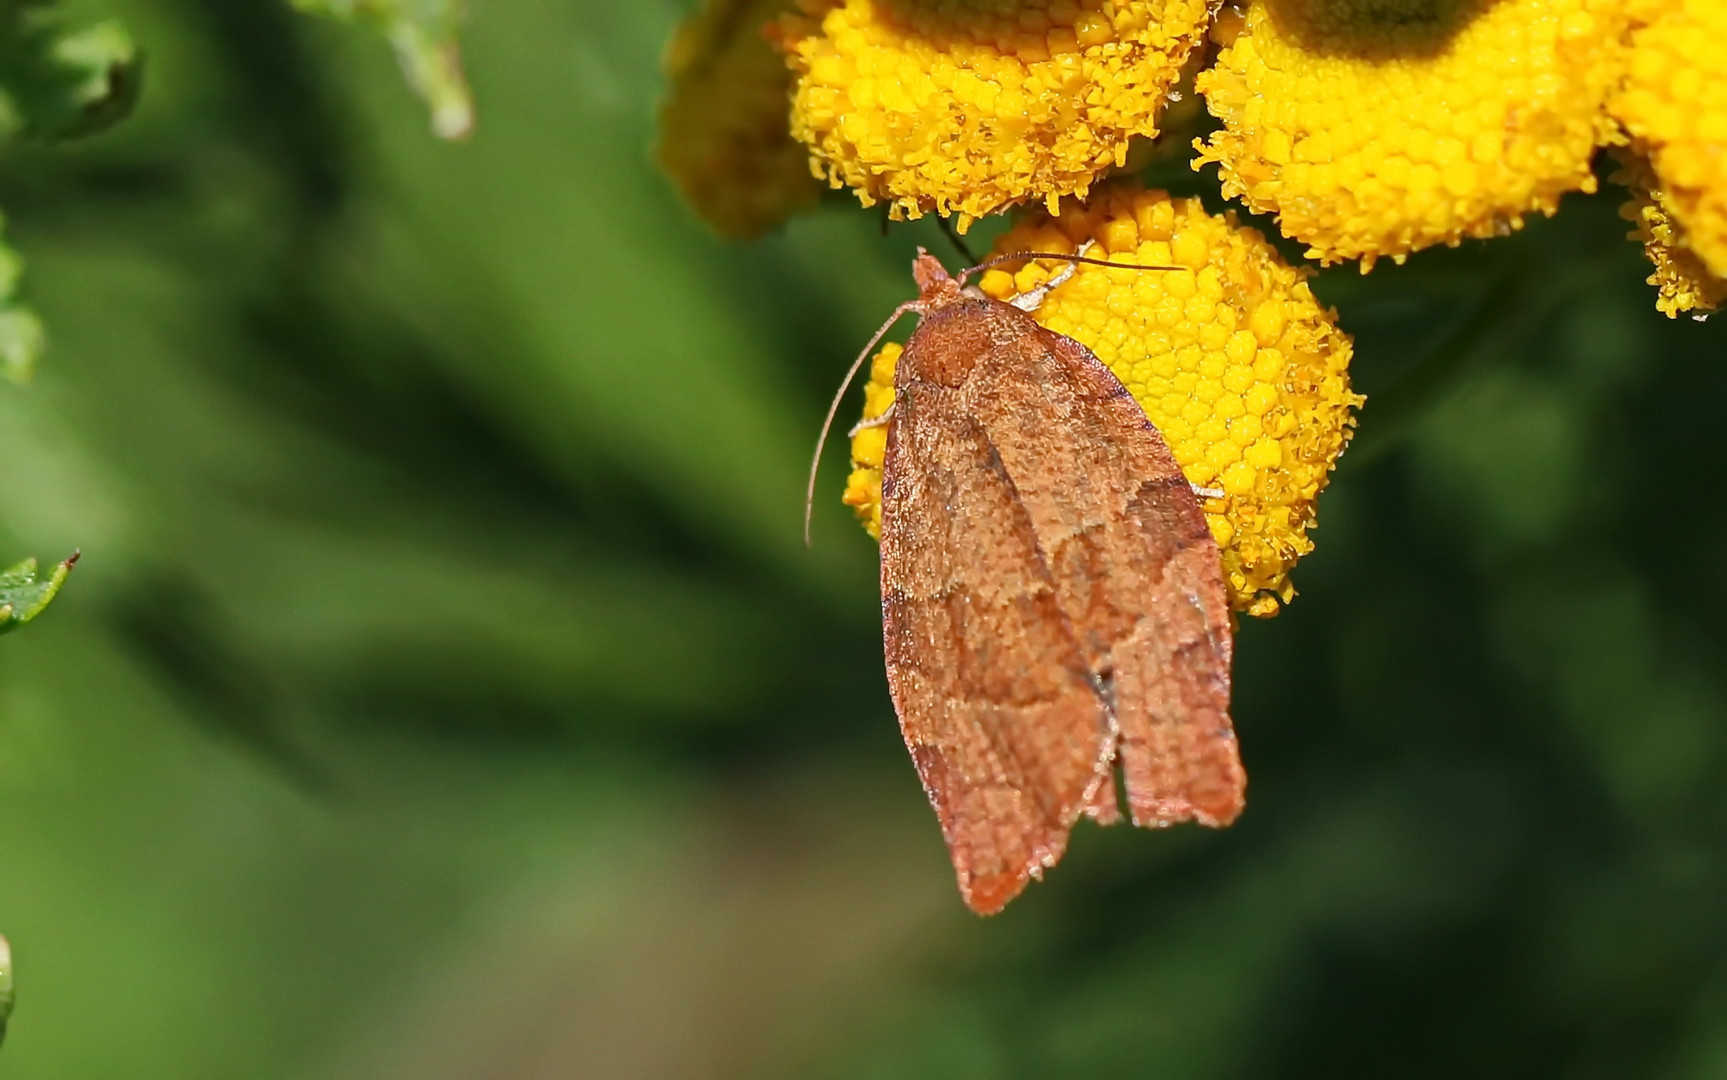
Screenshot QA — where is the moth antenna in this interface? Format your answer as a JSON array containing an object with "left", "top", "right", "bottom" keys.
[
  {"left": 957, "top": 250, "right": 1182, "bottom": 286},
  {"left": 806, "top": 300, "right": 920, "bottom": 547}
]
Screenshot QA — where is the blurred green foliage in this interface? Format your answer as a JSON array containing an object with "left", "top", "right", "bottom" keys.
[
  {"left": 0, "top": 5, "right": 139, "bottom": 142},
  {"left": 0, "top": 0, "right": 140, "bottom": 632},
  {"left": 292, "top": 0, "right": 471, "bottom": 139},
  {"left": 0, "top": 0, "right": 139, "bottom": 383},
  {"left": 0, "top": 1, "right": 1723, "bottom": 1077}
]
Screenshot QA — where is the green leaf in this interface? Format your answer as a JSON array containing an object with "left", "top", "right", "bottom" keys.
[
  {"left": 294, "top": 0, "right": 473, "bottom": 139},
  {"left": 0, "top": 551, "right": 77, "bottom": 636}
]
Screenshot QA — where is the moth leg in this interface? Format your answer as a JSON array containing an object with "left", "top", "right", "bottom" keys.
[
  {"left": 847, "top": 403, "right": 895, "bottom": 437},
  {"left": 1082, "top": 765, "right": 1124, "bottom": 825},
  {"left": 1008, "top": 241, "right": 1094, "bottom": 313}
]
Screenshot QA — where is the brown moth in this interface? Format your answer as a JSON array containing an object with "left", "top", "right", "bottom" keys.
[{"left": 812, "top": 250, "right": 1245, "bottom": 915}]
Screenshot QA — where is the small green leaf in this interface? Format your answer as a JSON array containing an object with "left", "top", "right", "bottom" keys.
[
  {"left": 0, "top": 551, "right": 77, "bottom": 636},
  {"left": 294, "top": 0, "right": 473, "bottom": 139}
]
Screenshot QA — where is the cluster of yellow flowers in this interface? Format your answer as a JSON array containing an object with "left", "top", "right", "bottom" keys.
[
  {"left": 664, "top": 0, "right": 1722, "bottom": 309},
  {"left": 657, "top": 0, "right": 1721, "bottom": 614}
]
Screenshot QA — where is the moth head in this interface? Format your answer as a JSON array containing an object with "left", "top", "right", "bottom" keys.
[{"left": 911, "top": 248, "right": 964, "bottom": 306}]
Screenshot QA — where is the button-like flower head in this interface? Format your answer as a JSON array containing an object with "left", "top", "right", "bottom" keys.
[
  {"left": 659, "top": 0, "right": 819, "bottom": 239},
  {"left": 772, "top": 0, "right": 1212, "bottom": 228},
  {"left": 1195, "top": 0, "right": 1637, "bottom": 268}
]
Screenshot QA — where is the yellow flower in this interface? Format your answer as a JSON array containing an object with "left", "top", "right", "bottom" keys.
[
  {"left": 1195, "top": 0, "right": 1637, "bottom": 268},
  {"left": 841, "top": 342, "right": 899, "bottom": 536},
  {"left": 658, "top": 0, "right": 818, "bottom": 240},
  {"left": 1611, "top": 0, "right": 1727, "bottom": 285},
  {"left": 1614, "top": 150, "right": 1726, "bottom": 317},
  {"left": 845, "top": 184, "right": 1360, "bottom": 617},
  {"left": 772, "top": 0, "right": 1211, "bottom": 229}
]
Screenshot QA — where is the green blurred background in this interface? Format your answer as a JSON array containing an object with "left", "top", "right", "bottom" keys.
[{"left": 2, "top": 1, "right": 1726, "bottom": 1076}]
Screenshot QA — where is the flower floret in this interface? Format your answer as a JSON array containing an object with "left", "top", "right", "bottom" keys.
[
  {"left": 1613, "top": 150, "right": 1727, "bottom": 318},
  {"left": 1611, "top": 0, "right": 1727, "bottom": 287}
]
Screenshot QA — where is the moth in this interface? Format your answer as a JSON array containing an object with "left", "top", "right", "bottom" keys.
[{"left": 811, "top": 250, "right": 1245, "bottom": 915}]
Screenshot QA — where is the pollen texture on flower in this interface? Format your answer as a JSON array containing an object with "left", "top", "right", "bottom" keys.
[
  {"left": 1614, "top": 149, "right": 1727, "bottom": 317},
  {"left": 1195, "top": 0, "right": 1635, "bottom": 268},
  {"left": 842, "top": 342, "right": 899, "bottom": 539},
  {"left": 844, "top": 184, "right": 1360, "bottom": 617},
  {"left": 772, "top": 0, "right": 1211, "bottom": 229},
  {"left": 658, "top": 0, "right": 817, "bottom": 240},
  {"left": 1611, "top": 0, "right": 1727, "bottom": 286}
]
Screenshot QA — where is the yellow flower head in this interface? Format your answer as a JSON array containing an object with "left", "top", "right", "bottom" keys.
[
  {"left": 658, "top": 0, "right": 818, "bottom": 240},
  {"left": 1614, "top": 149, "right": 1727, "bottom": 318},
  {"left": 1195, "top": 0, "right": 1636, "bottom": 268},
  {"left": 1612, "top": 0, "right": 1727, "bottom": 286},
  {"left": 845, "top": 183, "right": 1360, "bottom": 617},
  {"left": 772, "top": 0, "right": 1211, "bottom": 229}
]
